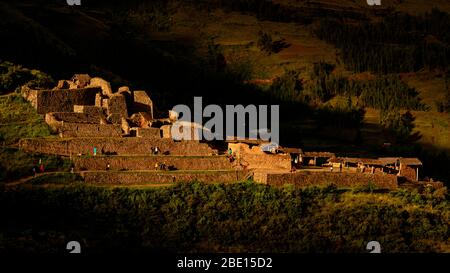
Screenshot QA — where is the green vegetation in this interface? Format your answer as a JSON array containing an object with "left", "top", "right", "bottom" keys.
[
  {"left": 308, "top": 62, "right": 426, "bottom": 111},
  {"left": 0, "top": 148, "right": 71, "bottom": 183},
  {"left": 0, "top": 86, "right": 60, "bottom": 183},
  {"left": 27, "top": 173, "right": 83, "bottom": 185},
  {"left": 0, "top": 94, "right": 51, "bottom": 145},
  {"left": 380, "top": 110, "right": 417, "bottom": 143},
  {"left": 314, "top": 9, "right": 450, "bottom": 73},
  {"left": 0, "top": 61, "right": 54, "bottom": 94},
  {"left": 269, "top": 69, "right": 303, "bottom": 102},
  {"left": 1, "top": 182, "right": 448, "bottom": 253},
  {"left": 257, "top": 31, "right": 290, "bottom": 56},
  {"left": 359, "top": 76, "right": 427, "bottom": 111},
  {"left": 436, "top": 71, "right": 450, "bottom": 112}
]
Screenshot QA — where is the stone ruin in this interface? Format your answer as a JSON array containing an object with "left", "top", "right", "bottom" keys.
[
  {"left": 22, "top": 74, "right": 157, "bottom": 138},
  {"left": 17, "top": 74, "right": 443, "bottom": 189}
]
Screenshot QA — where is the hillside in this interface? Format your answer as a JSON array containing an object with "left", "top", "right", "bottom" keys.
[
  {"left": 1, "top": 0, "right": 450, "bottom": 255},
  {"left": 1, "top": 0, "right": 450, "bottom": 181},
  {"left": 2, "top": 182, "right": 449, "bottom": 253}
]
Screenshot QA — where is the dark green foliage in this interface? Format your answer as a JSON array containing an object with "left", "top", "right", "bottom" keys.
[
  {"left": 0, "top": 148, "right": 71, "bottom": 182},
  {"left": 0, "top": 182, "right": 448, "bottom": 253},
  {"left": 314, "top": 9, "right": 450, "bottom": 73},
  {"left": 257, "top": 31, "right": 290, "bottom": 55},
  {"left": 315, "top": 105, "right": 365, "bottom": 129},
  {"left": 0, "top": 61, "right": 54, "bottom": 94},
  {"left": 257, "top": 31, "right": 274, "bottom": 55},
  {"left": 124, "top": 1, "right": 172, "bottom": 32},
  {"left": 269, "top": 69, "right": 303, "bottom": 102},
  {"left": 308, "top": 63, "right": 425, "bottom": 111},
  {"left": 380, "top": 110, "right": 418, "bottom": 143},
  {"left": 309, "top": 62, "right": 336, "bottom": 102},
  {"left": 436, "top": 71, "right": 450, "bottom": 112},
  {"left": 360, "top": 76, "right": 427, "bottom": 111}
]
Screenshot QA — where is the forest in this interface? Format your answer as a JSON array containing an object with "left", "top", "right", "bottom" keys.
[{"left": 314, "top": 9, "right": 450, "bottom": 73}]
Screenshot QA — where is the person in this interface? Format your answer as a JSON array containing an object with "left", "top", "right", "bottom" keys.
[
  {"left": 32, "top": 167, "right": 36, "bottom": 177},
  {"left": 339, "top": 163, "right": 342, "bottom": 173},
  {"left": 227, "top": 148, "right": 234, "bottom": 162},
  {"left": 39, "top": 164, "right": 45, "bottom": 173},
  {"left": 93, "top": 147, "right": 97, "bottom": 156},
  {"left": 70, "top": 166, "right": 74, "bottom": 173},
  {"left": 154, "top": 146, "right": 159, "bottom": 155},
  {"left": 154, "top": 162, "right": 159, "bottom": 171}
]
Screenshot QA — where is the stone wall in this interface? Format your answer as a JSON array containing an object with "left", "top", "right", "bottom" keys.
[
  {"left": 73, "top": 155, "right": 233, "bottom": 171},
  {"left": 47, "top": 112, "right": 102, "bottom": 124},
  {"left": 23, "top": 87, "right": 101, "bottom": 114},
  {"left": 107, "top": 94, "right": 128, "bottom": 119},
  {"left": 228, "top": 143, "right": 291, "bottom": 171},
  {"left": 161, "top": 125, "right": 172, "bottom": 138},
  {"left": 59, "top": 123, "right": 122, "bottom": 138},
  {"left": 105, "top": 94, "right": 128, "bottom": 124},
  {"left": 133, "top": 91, "right": 153, "bottom": 119},
  {"left": 88, "top": 77, "right": 112, "bottom": 96},
  {"left": 256, "top": 171, "right": 398, "bottom": 190},
  {"left": 73, "top": 105, "right": 104, "bottom": 116},
  {"left": 400, "top": 165, "right": 418, "bottom": 181},
  {"left": 136, "top": 127, "right": 161, "bottom": 138},
  {"left": 80, "top": 170, "right": 247, "bottom": 185},
  {"left": 19, "top": 138, "right": 217, "bottom": 156}
]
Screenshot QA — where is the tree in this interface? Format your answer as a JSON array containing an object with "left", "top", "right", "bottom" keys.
[
  {"left": 380, "top": 110, "right": 417, "bottom": 143},
  {"left": 269, "top": 69, "right": 303, "bottom": 102},
  {"left": 257, "top": 31, "right": 290, "bottom": 55},
  {"left": 436, "top": 71, "right": 450, "bottom": 112}
]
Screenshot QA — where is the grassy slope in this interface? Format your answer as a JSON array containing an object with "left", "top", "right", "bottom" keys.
[
  {"left": 1, "top": 182, "right": 449, "bottom": 253},
  {"left": 2, "top": 1, "right": 450, "bottom": 152},
  {"left": 165, "top": 7, "right": 338, "bottom": 80},
  {"left": 0, "top": 94, "right": 51, "bottom": 144},
  {"left": 0, "top": 94, "right": 66, "bottom": 183},
  {"left": 401, "top": 73, "right": 450, "bottom": 152},
  {"left": 167, "top": 6, "right": 450, "bottom": 152}
]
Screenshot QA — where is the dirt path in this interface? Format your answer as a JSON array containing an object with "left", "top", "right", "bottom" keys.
[{"left": 5, "top": 172, "right": 60, "bottom": 187}]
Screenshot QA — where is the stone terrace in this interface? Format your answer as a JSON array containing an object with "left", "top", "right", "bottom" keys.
[
  {"left": 17, "top": 74, "right": 442, "bottom": 189},
  {"left": 19, "top": 74, "right": 249, "bottom": 186}
]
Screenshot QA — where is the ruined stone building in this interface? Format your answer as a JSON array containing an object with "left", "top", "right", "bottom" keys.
[
  {"left": 22, "top": 74, "right": 155, "bottom": 138},
  {"left": 18, "top": 74, "right": 441, "bottom": 189}
]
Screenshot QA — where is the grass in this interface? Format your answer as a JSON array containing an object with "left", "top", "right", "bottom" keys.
[
  {"left": 2, "top": 181, "right": 449, "bottom": 253},
  {"left": 0, "top": 148, "right": 71, "bottom": 183},
  {"left": 80, "top": 169, "right": 239, "bottom": 174},
  {"left": 169, "top": 5, "right": 450, "bottom": 156},
  {"left": 170, "top": 7, "right": 338, "bottom": 80},
  {"left": 0, "top": 94, "right": 51, "bottom": 145},
  {"left": 0, "top": 94, "right": 64, "bottom": 182},
  {"left": 26, "top": 172, "right": 83, "bottom": 185}
]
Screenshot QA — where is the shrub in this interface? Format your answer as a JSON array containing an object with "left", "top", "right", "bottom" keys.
[
  {"left": 0, "top": 61, "right": 54, "bottom": 94},
  {"left": 1, "top": 182, "right": 448, "bottom": 253}
]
